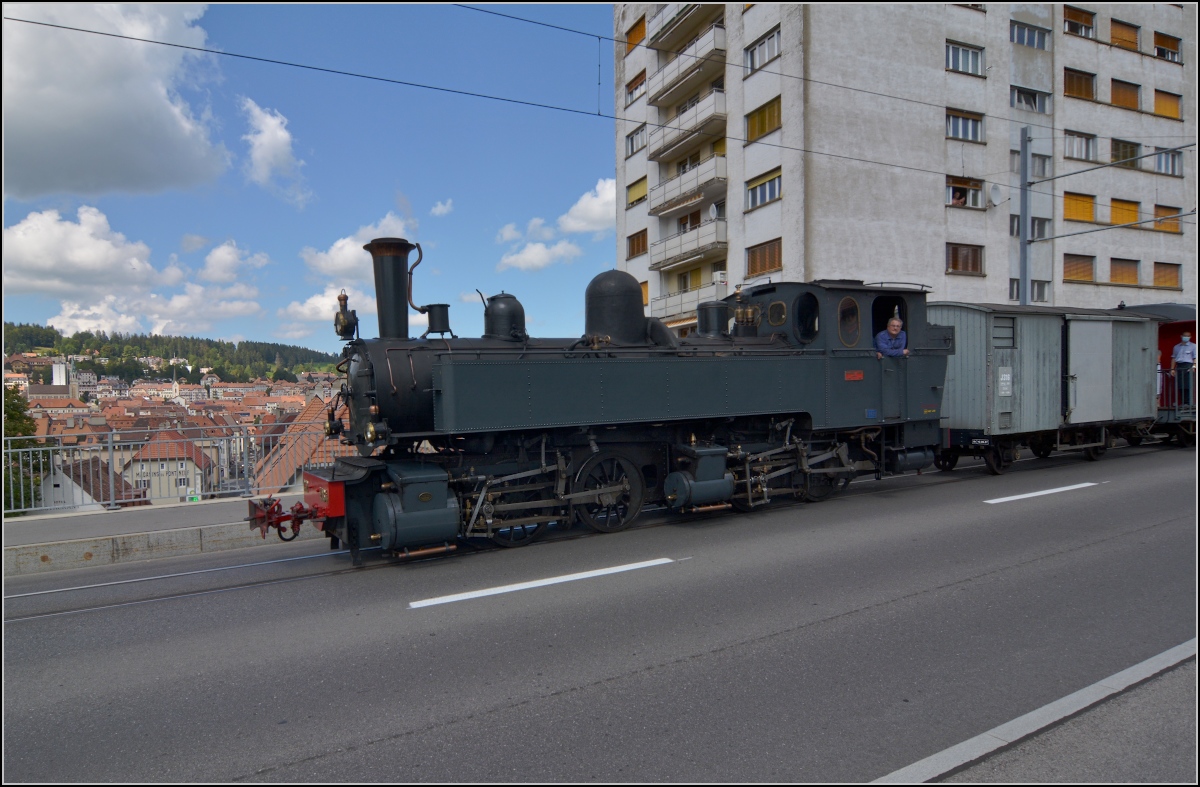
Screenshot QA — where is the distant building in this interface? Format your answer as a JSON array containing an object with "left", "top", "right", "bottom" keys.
[
  {"left": 124, "top": 430, "right": 218, "bottom": 503},
  {"left": 41, "top": 457, "right": 149, "bottom": 511}
]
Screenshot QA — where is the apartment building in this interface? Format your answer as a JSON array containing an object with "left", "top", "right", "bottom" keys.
[{"left": 615, "top": 4, "right": 1196, "bottom": 334}]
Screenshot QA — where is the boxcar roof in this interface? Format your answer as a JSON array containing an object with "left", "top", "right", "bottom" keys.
[{"left": 928, "top": 301, "right": 1157, "bottom": 320}]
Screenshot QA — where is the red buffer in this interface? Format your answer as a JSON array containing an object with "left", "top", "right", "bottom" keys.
[{"left": 246, "top": 471, "right": 345, "bottom": 541}]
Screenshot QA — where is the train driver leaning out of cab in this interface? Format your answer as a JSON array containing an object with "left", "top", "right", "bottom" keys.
[
  {"left": 875, "top": 318, "right": 909, "bottom": 360},
  {"left": 1170, "top": 331, "right": 1196, "bottom": 405}
]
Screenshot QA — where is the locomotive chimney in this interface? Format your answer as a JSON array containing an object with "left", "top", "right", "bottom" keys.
[{"left": 363, "top": 238, "right": 416, "bottom": 339}]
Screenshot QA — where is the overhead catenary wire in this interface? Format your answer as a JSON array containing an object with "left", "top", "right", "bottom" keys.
[
  {"left": 453, "top": 4, "right": 1198, "bottom": 146},
  {"left": 6, "top": 14, "right": 1193, "bottom": 233}
]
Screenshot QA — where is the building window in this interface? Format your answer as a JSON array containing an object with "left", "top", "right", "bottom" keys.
[
  {"left": 1154, "top": 32, "right": 1181, "bottom": 62},
  {"left": 625, "top": 124, "right": 647, "bottom": 158},
  {"left": 746, "top": 97, "right": 782, "bottom": 143},
  {"left": 1110, "top": 20, "right": 1139, "bottom": 51},
  {"left": 1011, "top": 86, "right": 1050, "bottom": 113},
  {"left": 1031, "top": 280, "right": 1049, "bottom": 302},
  {"left": 1064, "top": 130, "right": 1097, "bottom": 161},
  {"left": 1009, "top": 152, "right": 1051, "bottom": 177},
  {"left": 1111, "top": 199, "right": 1140, "bottom": 226},
  {"left": 1111, "top": 80, "right": 1140, "bottom": 110},
  {"left": 945, "top": 109, "right": 982, "bottom": 141},
  {"left": 136, "top": 479, "right": 150, "bottom": 489},
  {"left": 747, "top": 238, "right": 782, "bottom": 277},
  {"left": 1064, "top": 69, "right": 1095, "bottom": 100},
  {"left": 745, "top": 28, "right": 781, "bottom": 74},
  {"left": 1110, "top": 259, "right": 1139, "bottom": 285},
  {"left": 625, "top": 16, "right": 645, "bottom": 56},
  {"left": 946, "top": 243, "right": 983, "bottom": 274},
  {"left": 627, "top": 229, "right": 648, "bottom": 258},
  {"left": 746, "top": 168, "right": 781, "bottom": 210},
  {"left": 159, "top": 462, "right": 166, "bottom": 471},
  {"left": 1155, "top": 148, "right": 1182, "bottom": 176},
  {"left": 178, "top": 461, "right": 186, "bottom": 470},
  {"left": 1154, "top": 263, "right": 1181, "bottom": 288},
  {"left": 1010, "top": 22, "right": 1048, "bottom": 49},
  {"left": 1063, "top": 254, "right": 1095, "bottom": 282},
  {"left": 946, "top": 42, "right": 983, "bottom": 75},
  {"left": 1111, "top": 139, "right": 1140, "bottom": 168},
  {"left": 1154, "top": 90, "right": 1182, "bottom": 119},
  {"left": 640, "top": 280, "right": 649, "bottom": 306},
  {"left": 1064, "top": 193, "right": 1095, "bottom": 222},
  {"left": 1064, "top": 6, "right": 1095, "bottom": 38},
  {"left": 626, "top": 177, "right": 647, "bottom": 208},
  {"left": 1010, "top": 216, "right": 1049, "bottom": 239},
  {"left": 946, "top": 177, "right": 982, "bottom": 208},
  {"left": 677, "top": 209, "right": 702, "bottom": 234},
  {"left": 625, "top": 70, "right": 646, "bottom": 106},
  {"left": 1154, "top": 205, "right": 1181, "bottom": 233}
]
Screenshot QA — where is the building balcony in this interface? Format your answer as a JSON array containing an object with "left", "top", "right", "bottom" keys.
[
  {"left": 649, "top": 154, "right": 727, "bottom": 216},
  {"left": 647, "top": 24, "right": 726, "bottom": 108},
  {"left": 650, "top": 219, "right": 728, "bottom": 272},
  {"left": 647, "top": 3, "right": 712, "bottom": 51},
  {"left": 650, "top": 280, "right": 729, "bottom": 323},
  {"left": 647, "top": 89, "right": 726, "bottom": 162}
]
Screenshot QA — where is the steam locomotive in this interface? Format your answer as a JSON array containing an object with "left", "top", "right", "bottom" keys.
[{"left": 248, "top": 237, "right": 1186, "bottom": 565}]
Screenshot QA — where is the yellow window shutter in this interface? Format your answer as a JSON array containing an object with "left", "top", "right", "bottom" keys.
[
  {"left": 1110, "top": 21, "right": 1138, "bottom": 50},
  {"left": 1110, "top": 259, "right": 1139, "bottom": 284},
  {"left": 1111, "top": 80, "right": 1139, "bottom": 109},
  {"left": 626, "top": 17, "right": 645, "bottom": 55},
  {"left": 1064, "top": 192, "right": 1094, "bottom": 222},
  {"left": 747, "top": 168, "right": 781, "bottom": 190},
  {"left": 1063, "top": 255, "right": 1094, "bottom": 282},
  {"left": 1154, "top": 263, "right": 1181, "bottom": 288},
  {"left": 626, "top": 177, "right": 647, "bottom": 206},
  {"left": 640, "top": 281, "right": 649, "bottom": 306},
  {"left": 1155, "top": 205, "right": 1181, "bottom": 232},
  {"left": 1110, "top": 199, "right": 1139, "bottom": 225},
  {"left": 713, "top": 138, "right": 726, "bottom": 156},
  {"left": 1155, "top": 91, "right": 1181, "bottom": 118}
]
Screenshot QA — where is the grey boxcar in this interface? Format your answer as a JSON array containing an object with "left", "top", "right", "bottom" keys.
[{"left": 927, "top": 303, "right": 1157, "bottom": 473}]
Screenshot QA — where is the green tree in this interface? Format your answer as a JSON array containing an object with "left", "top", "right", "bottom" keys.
[
  {"left": 3, "top": 385, "right": 40, "bottom": 514},
  {"left": 271, "top": 367, "right": 298, "bottom": 383}
]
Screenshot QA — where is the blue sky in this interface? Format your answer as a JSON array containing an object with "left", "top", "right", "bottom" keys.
[{"left": 2, "top": 4, "right": 619, "bottom": 355}]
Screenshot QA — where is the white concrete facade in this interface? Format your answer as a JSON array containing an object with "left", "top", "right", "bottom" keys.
[{"left": 615, "top": 3, "right": 1196, "bottom": 333}]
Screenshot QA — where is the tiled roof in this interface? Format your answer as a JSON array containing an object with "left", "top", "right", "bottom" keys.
[
  {"left": 253, "top": 396, "right": 357, "bottom": 494},
  {"left": 130, "top": 430, "right": 214, "bottom": 471},
  {"left": 57, "top": 457, "right": 149, "bottom": 507}
]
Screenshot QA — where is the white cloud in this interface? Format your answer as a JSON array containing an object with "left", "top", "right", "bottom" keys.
[
  {"left": 240, "top": 97, "right": 311, "bottom": 207},
  {"left": 526, "top": 217, "right": 556, "bottom": 241},
  {"left": 300, "top": 212, "right": 414, "bottom": 283},
  {"left": 558, "top": 178, "right": 616, "bottom": 235},
  {"left": 181, "top": 233, "right": 210, "bottom": 253},
  {"left": 2, "top": 4, "right": 228, "bottom": 198},
  {"left": 497, "top": 240, "right": 583, "bottom": 272},
  {"left": 430, "top": 199, "right": 453, "bottom": 217},
  {"left": 199, "top": 240, "right": 270, "bottom": 283},
  {"left": 2, "top": 206, "right": 179, "bottom": 298},
  {"left": 138, "top": 283, "right": 262, "bottom": 335},
  {"left": 48, "top": 296, "right": 146, "bottom": 336},
  {"left": 460, "top": 291, "right": 485, "bottom": 304},
  {"left": 280, "top": 284, "right": 376, "bottom": 323},
  {"left": 496, "top": 223, "right": 521, "bottom": 244},
  {"left": 274, "top": 322, "right": 314, "bottom": 340}
]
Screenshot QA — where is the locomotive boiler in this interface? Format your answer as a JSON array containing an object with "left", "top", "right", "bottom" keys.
[{"left": 251, "top": 237, "right": 954, "bottom": 564}]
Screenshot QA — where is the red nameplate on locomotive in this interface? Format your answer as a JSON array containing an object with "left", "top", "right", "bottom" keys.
[{"left": 845, "top": 370, "right": 864, "bottom": 381}]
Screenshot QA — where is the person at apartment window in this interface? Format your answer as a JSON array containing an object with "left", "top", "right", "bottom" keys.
[
  {"left": 951, "top": 188, "right": 967, "bottom": 206},
  {"left": 875, "top": 318, "right": 909, "bottom": 359},
  {"left": 1170, "top": 331, "right": 1196, "bottom": 405}
]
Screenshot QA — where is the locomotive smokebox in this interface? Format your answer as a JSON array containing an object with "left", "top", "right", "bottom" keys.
[
  {"left": 585, "top": 270, "right": 646, "bottom": 345},
  {"left": 364, "top": 237, "right": 416, "bottom": 339}
]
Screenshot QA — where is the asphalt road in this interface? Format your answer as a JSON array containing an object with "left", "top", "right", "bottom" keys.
[{"left": 4, "top": 445, "right": 1195, "bottom": 782}]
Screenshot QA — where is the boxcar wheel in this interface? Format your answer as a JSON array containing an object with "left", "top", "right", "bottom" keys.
[
  {"left": 983, "top": 448, "right": 1007, "bottom": 475},
  {"left": 1125, "top": 432, "right": 1143, "bottom": 447},
  {"left": 802, "top": 473, "right": 840, "bottom": 502},
  {"left": 1083, "top": 445, "right": 1106, "bottom": 461},
  {"left": 933, "top": 452, "right": 958, "bottom": 471},
  {"left": 1029, "top": 440, "right": 1054, "bottom": 459},
  {"left": 574, "top": 453, "right": 645, "bottom": 533}
]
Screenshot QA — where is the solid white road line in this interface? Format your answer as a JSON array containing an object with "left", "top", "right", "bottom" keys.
[
  {"left": 872, "top": 638, "right": 1198, "bottom": 783},
  {"left": 984, "top": 482, "right": 1097, "bottom": 505},
  {"left": 409, "top": 558, "right": 675, "bottom": 609}
]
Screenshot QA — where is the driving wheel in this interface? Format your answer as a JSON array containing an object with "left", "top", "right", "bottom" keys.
[{"left": 574, "top": 452, "right": 644, "bottom": 533}]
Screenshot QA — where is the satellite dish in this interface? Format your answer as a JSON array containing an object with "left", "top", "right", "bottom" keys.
[
  {"left": 709, "top": 203, "right": 719, "bottom": 220},
  {"left": 989, "top": 184, "right": 1003, "bottom": 207}
]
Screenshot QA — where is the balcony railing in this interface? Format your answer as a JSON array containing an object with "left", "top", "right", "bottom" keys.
[
  {"left": 647, "top": 3, "right": 697, "bottom": 46},
  {"left": 650, "top": 280, "right": 729, "bottom": 321},
  {"left": 650, "top": 218, "right": 728, "bottom": 271},
  {"left": 649, "top": 154, "right": 727, "bottom": 216},
  {"left": 648, "top": 89, "right": 727, "bottom": 162},
  {"left": 647, "top": 24, "right": 726, "bottom": 107}
]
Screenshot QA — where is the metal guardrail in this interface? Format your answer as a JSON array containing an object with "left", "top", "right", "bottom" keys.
[
  {"left": 1158, "top": 367, "right": 1197, "bottom": 420},
  {"left": 3, "top": 421, "right": 340, "bottom": 515}
]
